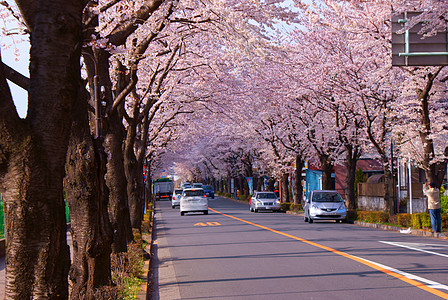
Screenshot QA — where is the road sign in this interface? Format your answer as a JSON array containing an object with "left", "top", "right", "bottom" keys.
[{"left": 392, "top": 12, "right": 448, "bottom": 66}]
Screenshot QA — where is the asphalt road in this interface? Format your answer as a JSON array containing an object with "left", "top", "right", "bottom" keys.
[{"left": 150, "top": 196, "right": 448, "bottom": 300}]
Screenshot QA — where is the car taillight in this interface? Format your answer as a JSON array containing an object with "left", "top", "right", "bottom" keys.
[{"left": 173, "top": 197, "right": 175, "bottom": 200}]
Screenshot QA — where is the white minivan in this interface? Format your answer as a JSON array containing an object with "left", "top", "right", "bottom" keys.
[{"left": 180, "top": 188, "right": 208, "bottom": 216}]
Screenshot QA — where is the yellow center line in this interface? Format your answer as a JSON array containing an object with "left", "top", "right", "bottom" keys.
[{"left": 208, "top": 207, "right": 448, "bottom": 299}]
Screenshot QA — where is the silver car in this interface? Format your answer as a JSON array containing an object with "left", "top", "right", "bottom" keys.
[
  {"left": 171, "top": 189, "right": 183, "bottom": 208},
  {"left": 180, "top": 188, "right": 208, "bottom": 216},
  {"left": 250, "top": 191, "right": 281, "bottom": 212},
  {"left": 304, "top": 190, "right": 347, "bottom": 223}
]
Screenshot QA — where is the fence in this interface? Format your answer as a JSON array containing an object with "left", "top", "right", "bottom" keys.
[{"left": 358, "top": 183, "right": 385, "bottom": 197}]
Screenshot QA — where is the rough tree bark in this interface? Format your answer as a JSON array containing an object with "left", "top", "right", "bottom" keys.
[
  {"left": 318, "top": 153, "right": 334, "bottom": 190},
  {"left": 0, "top": 0, "right": 83, "bottom": 298},
  {"left": 280, "top": 171, "right": 289, "bottom": 203},
  {"left": 65, "top": 89, "right": 114, "bottom": 299},
  {"left": 124, "top": 120, "right": 145, "bottom": 229},
  {"left": 293, "top": 155, "right": 304, "bottom": 205},
  {"left": 344, "top": 144, "right": 361, "bottom": 210}
]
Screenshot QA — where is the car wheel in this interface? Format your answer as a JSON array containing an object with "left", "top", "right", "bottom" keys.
[
  {"left": 254, "top": 209, "right": 258, "bottom": 213},
  {"left": 180, "top": 212, "right": 185, "bottom": 216},
  {"left": 308, "top": 212, "right": 313, "bottom": 223},
  {"left": 304, "top": 216, "right": 308, "bottom": 222},
  {"left": 204, "top": 211, "right": 208, "bottom": 215},
  {"left": 172, "top": 205, "right": 175, "bottom": 209}
]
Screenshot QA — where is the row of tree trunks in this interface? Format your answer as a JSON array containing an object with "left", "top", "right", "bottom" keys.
[
  {"left": 0, "top": 1, "right": 84, "bottom": 298},
  {"left": 65, "top": 90, "right": 113, "bottom": 299}
]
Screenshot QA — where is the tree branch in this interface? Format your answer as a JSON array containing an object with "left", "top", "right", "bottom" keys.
[{"left": 2, "top": 62, "right": 30, "bottom": 91}]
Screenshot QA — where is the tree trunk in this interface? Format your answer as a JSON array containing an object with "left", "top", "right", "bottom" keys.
[
  {"left": 382, "top": 165, "right": 391, "bottom": 214},
  {"left": 344, "top": 145, "right": 360, "bottom": 210},
  {"left": 104, "top": 111, "right": 134, "bottom": 251},
  {"left": 293, "top": 155, "right": 304, "bottom": 205},
  {"left": 425, "top": 162, "right": 447, "bottom": 188},
  {"left": 281, "top": 171, "right": 289, "bottom": 203},
  {"left": 65, "top": 89, "right": 114, "bottom": 299},
  {"left": 319, "top": 154, "right": 334, "bottom": 190},
  {"left": 93, "top": 48, "right": 133, "bottom": 251},
  {"left": 124, "top": 123, "right": 145, "bottom": 229},
  {"left": 0, "top": 1, "right": 83, "bottom": 297}
]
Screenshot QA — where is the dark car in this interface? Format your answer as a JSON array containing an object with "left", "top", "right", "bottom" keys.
[{"left": 202, "top": 185, "right": 215, "bottom": 199}]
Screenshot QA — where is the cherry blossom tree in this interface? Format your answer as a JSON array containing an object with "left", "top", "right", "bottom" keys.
[{"left": 0, "top": 1, "right": 83, "bottom": 298}]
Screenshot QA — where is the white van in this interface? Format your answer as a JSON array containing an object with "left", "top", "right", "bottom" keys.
[{"left": 180, "top": 188, "right": 208, "bottom": 216}]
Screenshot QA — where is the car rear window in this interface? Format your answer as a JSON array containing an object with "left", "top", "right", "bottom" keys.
[
  {"left": 184, "top": 190, "right": 205, "bottom": 197},
  {"left": 175, "top": 190, "right": 183, "bottom": 195},
  {"left": 257, "top": 193, "right": 277, "bottom": 199},
  {"left": 202, "top": 185, "right": 213, "bottom": 190},
  {"left": 312, "top": 192, "right": 343, "bottom": 202}
]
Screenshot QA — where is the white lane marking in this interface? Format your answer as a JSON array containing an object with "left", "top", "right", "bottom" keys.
[
  {"left": 355, "top": 254, "right": 448, "bottom": 291},
  {"left": 380, "top": 241, "right": 448, "bottom": 258}
]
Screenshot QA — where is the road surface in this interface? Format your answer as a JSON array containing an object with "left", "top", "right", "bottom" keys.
[{"left": 150, "top": 196, "right": 448, "bottom": 300}]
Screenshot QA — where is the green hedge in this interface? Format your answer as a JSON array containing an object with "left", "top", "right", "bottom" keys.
[
  {"left": 442, "top": 196, "right": 448, "bottom": 214},
  {"left": 280, "top": 202, "right": 303, "bottom": 212},
  {"left": 350, "top": 210, "right": 446, "bottom": 230}
]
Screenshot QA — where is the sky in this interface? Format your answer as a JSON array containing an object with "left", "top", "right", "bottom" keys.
[{"left": 1, "top": 0, "right": 29, "bottom": 118}]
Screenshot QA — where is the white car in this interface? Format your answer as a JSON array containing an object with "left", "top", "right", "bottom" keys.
[
  {"left": 250, "top": 191, "right": 281, "bottom": 212},
  {"left": 180, "top": 188, "right": 208, "bottom": 216},
  {"left": 171, "top": 189, "right": 183, "bottom": 208}
]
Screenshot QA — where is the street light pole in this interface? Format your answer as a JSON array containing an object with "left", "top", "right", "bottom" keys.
[
  {"left": 82, "top": 52, "right": 101, "bottom": 139},
  {"left": 93, "top": 74, "right": 101, "bottom": 139}
]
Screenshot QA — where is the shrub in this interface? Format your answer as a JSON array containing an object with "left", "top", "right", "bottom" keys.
[
  {"left": 441, "top": 196, "right": 448, "bottom": 215},
  {"left": 355, "top": 211, "right": 387, "bottom": 223},
  {"left": 280, "top": 202, "right": 292, "bottom": 211},
  {"left": 111, "top": 242, "right": 145, "bottom": 299},
  {"left": 291, "top": 203, "right": 303, "bottom": 212},
  {"left": 420, "top": 213, "right": 431, "bottom": 228},
  {"left": 411, "top": 213, "right": 422, "bottom": 229},
  {"left": 397, "top": 213, "right": 411, "bottom": 227},
  {"left": 442, "top": 214, "right": 448, "bottom": 229},
  {"left": 239, "top": 194, "right": 250, "bottom": 202}
]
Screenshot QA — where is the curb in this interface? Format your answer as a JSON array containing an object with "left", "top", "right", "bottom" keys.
[
  {"left": 353, "top": 220, "right": 447, "bottom": 239},
  {"left": 137, "top": 207, "right": 156, "bottom": 300}
]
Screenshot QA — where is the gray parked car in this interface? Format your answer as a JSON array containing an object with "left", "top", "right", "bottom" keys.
[
  {"left": 304, "top": 190, "right": 347, "bottom": 223},
  {"left": 250, "top": 191, "right": 281, "bottom": 212}
]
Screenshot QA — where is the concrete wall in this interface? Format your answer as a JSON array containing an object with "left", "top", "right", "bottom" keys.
[
  {"left": 358, "top": 195, "right": 427, "bottom": 213},
  {"left": 358, "top": 196, "right": 385, "bottom": 211}
]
